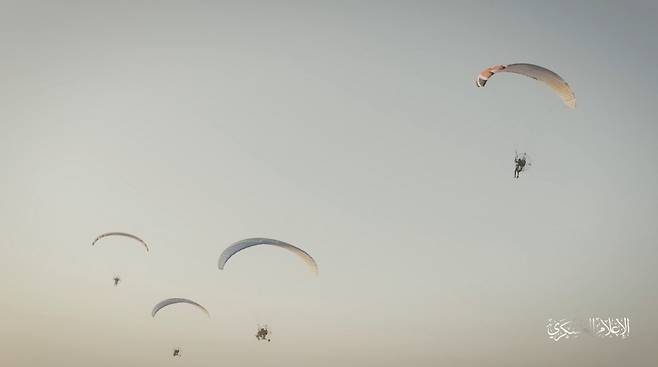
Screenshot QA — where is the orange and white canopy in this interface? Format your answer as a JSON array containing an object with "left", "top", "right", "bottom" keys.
[{"left": 476, "top": 63, "right": 576, "bottom": 108}]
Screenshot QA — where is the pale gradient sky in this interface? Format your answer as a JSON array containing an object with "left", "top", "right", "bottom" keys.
[{"left": 1, "top": 1, "right": 657, "bottom": 366}]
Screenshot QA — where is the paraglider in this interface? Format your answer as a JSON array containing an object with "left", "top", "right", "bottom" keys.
[
  {"left": 218, "top": 238, "right": 318, "bottom": 275},
  {"left": 476, "top": 63, "right": 576, "bottom": 108},
  {"left": 92, "top": 232, "right": 150, "bottom": 252},
  {"left": 256, "top": 325, "right": 271, "bottom": 342},
  {"left": 92, "top": 233, "right": 148, "bottom": 287},
  {"left": 151, "top": 298, "right": 210, "bottom": 318},
  {"left": 514, "top": 152, "right": 531, "bottom": 178},
  {"left": 152, "top": 299, "right": 208, "bottom": 358}
]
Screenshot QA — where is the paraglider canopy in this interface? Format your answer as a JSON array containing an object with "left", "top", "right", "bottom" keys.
[
  {"left": 218, "top": 238, "right": 318, "bottom": 275},
  {"left": 92, "top": 232, "right": 150, "bottom": 252},
  {"left": 151, "top": 298, "right": 210, "bottom": 318},
  {"left": 476, "top": 63, "right": 576, "bottom": 108}
]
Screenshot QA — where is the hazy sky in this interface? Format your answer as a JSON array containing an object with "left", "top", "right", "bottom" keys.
[{"left": 1, "top": 1, "right": 657, "bottom": 366}]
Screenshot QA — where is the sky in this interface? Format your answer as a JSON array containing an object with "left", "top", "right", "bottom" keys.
[{"left": 1, "top": 1, "right": 657, "bottom": 366}]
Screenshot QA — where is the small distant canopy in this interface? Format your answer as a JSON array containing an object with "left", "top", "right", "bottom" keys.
[
  {"left": 151, "top": 298, "right": 210, "bottom": 318},
  {"left": 92, "top": 232, "right": 150, "bottom": 252},
  {"left": 218, "top": 238, "right": 318, "bottom": 275},
  {"left": 476, "top": 63, "right": 576, "bottom": 108}
]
